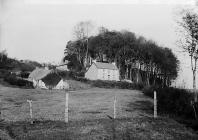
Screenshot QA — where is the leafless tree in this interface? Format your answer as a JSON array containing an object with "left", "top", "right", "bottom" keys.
[
  {"left": 73, "top": 21, "right": 94, "bottom": 67},
  {"left": 0, "top": 49, "right": 7, "bottom": 62},
  {"left": 177, "top": 9, "right": 198, "bottom": 102}
]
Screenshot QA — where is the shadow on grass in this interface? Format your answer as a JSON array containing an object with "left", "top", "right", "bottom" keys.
[
  {"left": 0, "top": 118, "right": 139, "bottom": 140},
  {"left": 0, "top": 116, "right": 198, "bottom": 140},
  {"left": 82, "top": 111, "right": 102, "bottom": 114},
  {"left": 126, "top": 100, "right": 153, "bottom": 115}
]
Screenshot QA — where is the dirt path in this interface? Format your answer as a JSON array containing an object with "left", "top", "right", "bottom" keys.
[{"left": 0, "top": 85, "right": 197, "bottom": 140}]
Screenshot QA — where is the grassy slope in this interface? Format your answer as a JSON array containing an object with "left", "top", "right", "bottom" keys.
[{"left": 0, "top": 84, "right": 197, "bottom": 140}]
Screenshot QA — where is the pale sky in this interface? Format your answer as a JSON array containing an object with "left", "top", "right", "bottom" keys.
[{"left": 0, "top": 0, "right": 198, "bottom": 88}]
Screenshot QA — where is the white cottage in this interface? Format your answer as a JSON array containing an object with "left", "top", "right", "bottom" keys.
[
  {"left": 85, "top": 62, "right": 119, "bottom": 81},
  {"left": 28, "top": 68, "right": 69, "bottom": 89}
]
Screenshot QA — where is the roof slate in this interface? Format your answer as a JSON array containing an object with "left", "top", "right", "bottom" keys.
[
  {"left": 94, "top": 62, "right": 118, "bottom": 70},
  {"left": 29, "top": 68, "right": 51, "bottom": 80}
]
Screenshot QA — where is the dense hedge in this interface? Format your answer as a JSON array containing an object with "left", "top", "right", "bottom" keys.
[
  {"left": 143, "top": 86, "right": 198, "bottom": 119},
  {"left": 58, "top": 71, "right": 75, "bottom": 80},
  {"left": 4, "top": 74, "right": 33, "bottom": 88},
  {"left": 20, "top": 71, "right": 30, "bottom": 78},
  {"left": 73, "top": 77, "right": 144, "bottom": 90},
  {"left": 58, "top": 71, "right": 144, "bottom": 90},
  {"left": 0, "top": 69, "right": 10, "bottom": 78},
  {"left": 90, "top": 80, "right": 143, "bottom": 90}
]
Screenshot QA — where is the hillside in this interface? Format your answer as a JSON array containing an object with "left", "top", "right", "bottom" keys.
[
  {"left": 0, "top": 85, "right": 197, "bottom": 139},
  {"left": 0, "top": 58, "right": 42, "bottom": 72}
]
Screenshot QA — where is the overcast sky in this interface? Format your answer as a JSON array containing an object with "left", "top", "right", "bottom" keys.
[{"left": 0, "top": 0, "right": 197, "bottom": 88}]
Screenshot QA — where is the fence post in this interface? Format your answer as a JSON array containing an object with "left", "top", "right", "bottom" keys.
[
  {"left": 113, "top": 94, "right": 116, "bottom": 119},
  {"left": 27, "top": 100, "right": 33, "bottom": 124},
  {"left": 0, "top": 98, "right": 2, "bottom": 121},
  {"left": 65, "top": 92, "right": 69, "bottom": 123},
  {"left": 154, "top": 91, "right": 157, "bottom": 118}
]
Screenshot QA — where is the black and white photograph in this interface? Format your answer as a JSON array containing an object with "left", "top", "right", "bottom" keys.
[{"left": 0, "top": 0, "right": 198, "bottom": 139}]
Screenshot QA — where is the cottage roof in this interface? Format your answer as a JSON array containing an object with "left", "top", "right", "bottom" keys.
[
  {"left": 29, "top": 68, "right": 51, "bottom": 80},
  {"left": 29, "top": 68, "right": 62, "bottom": 88},
  {"left": 94, "top": 62, "right": 118, "bottom": 70}
]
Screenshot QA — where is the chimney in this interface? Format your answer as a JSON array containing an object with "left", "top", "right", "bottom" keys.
[
  {"left": 92, "top": 59, "right": 97, "bottom": 64},
  {"left": 112, "top": 62, "right": 116, "bottom": 66}
]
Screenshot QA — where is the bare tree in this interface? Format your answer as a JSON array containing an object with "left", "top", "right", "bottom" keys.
[
  {"left": 73, "top": 21, "right": 94, "bottom": 67},
  {"left": 177, "top": 9, "right": 198, "bottom": 102},
  {"left": 0, "top": 49, "right": 7, "bottom": 62}
]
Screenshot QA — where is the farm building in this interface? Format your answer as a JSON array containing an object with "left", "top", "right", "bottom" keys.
[
  {"left": 85, "top": 62, "right": 119, "bottom": 81},
  {"left": 28, "top": 68, "right": 69, "bottom": 89}
]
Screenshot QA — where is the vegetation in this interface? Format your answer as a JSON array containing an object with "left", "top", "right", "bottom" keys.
[
  {"left": 0, "top": 86, "right": 197, "bottom": 140},
  {"left": 64, "top": 27, "right": 179, "bottom": 87},
  {"left": 4, "top": 74, "right": 33, "bottom": 88},
  {"left": 143, "top": 86, "right": 198, "bottom": 130},
  {"left": 58, "top": 71, "right": 143, "bottom": 90},
  {"left": 176, "top": 8, "right": 198, "bottom": 102},
  {"left": 0, "top": 50, "right": 41, "bottom": 88},
  {"left": 0, "top": 50, "right": 42, "bottom": 72}
]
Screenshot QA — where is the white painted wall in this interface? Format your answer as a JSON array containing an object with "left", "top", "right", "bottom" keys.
[
  {"left": 54, "top": 79, "right": 69, "bottom": 89},
  {"left": 85, "top": 63, "right": 120, "bottom": 81},
  {"left": 85, "top": 64, "right": 98, "bottom": 80},
  {"left": 38, "top": 80, "right": 47, "bottom": 89},
  {"left": 32, "top": 79, "right": 47, "bottom": 89},
  {"left": 96, "top": 68, "right": 119, "bottom": 81}
]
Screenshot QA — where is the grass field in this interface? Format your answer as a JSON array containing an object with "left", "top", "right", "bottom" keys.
[{"left": 0, "top": 84, "right": 198, "bottom": 140}]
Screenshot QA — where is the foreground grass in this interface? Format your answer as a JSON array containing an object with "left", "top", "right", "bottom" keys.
[
  {"left": 0, "top": 117, "right": 197, "bottom": 140},
  {"left": 0, "top": 84, "right": 198, "bottom": 139}
]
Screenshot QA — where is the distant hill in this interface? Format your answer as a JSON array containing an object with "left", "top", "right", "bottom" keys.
[
  {"left": 0, "top": 52, "right": 42, "bottom": 87},
  {"left": 0, "top": 56, "right": 42, "bottom": 72}
]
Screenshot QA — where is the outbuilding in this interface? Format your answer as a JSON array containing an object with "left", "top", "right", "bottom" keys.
[{"left": 28, "top": 68, "right": 69, "bottom": 89}]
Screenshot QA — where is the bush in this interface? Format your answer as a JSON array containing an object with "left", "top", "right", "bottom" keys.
[
  {"left": 90, "top": 80, "right": 143, "bottom": 90},
  {"left": 58, "top": 71, "right": 75, "bottom": 80},
  {"left": 20, "top": 71, "right": 30, "bottom": 78},
  {"left": 143, "top": 86, "right": 198, "bottom": 119},
  {"left": 0, "top": 69, "right": 10, "bottom": 78},
  {"left": 4, "top": 74, "right": 33, "bottom": 88},
  {"left": 74, "top": 77, "right": 89, "bottom": 83}
]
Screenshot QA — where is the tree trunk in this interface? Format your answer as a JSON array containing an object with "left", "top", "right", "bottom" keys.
[
  {"left": 153, "top": 73, "right": 156, "bottom": 85},
  {"left": 130, "top": 66, "right": 132, "bottom": 81},
  {"left": 136, "top": 69, "right": 139, "bottom": 83},
  {"left": 193, "top": 70, "right": 197, "bottom": 102},
  {"left": 125, "top": 64, "right": 128, "bottom": 79},
  {"left": 146, "top": 72, "right": 150, "bottom": 86},
  {"left": 85, "top": 39, "right": 89, "bottom": 67}
]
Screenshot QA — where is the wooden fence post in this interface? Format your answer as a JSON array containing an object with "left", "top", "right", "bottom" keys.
[
  {"left": 65, "top": 92, "right": 69, "bottom": 123},
  {"left": 0, "top": 98, "right": 2, "bottom": 120},
  {"left": 154, "top": 91, "right": 157, "bottom": 118},
  {"left": 114, "top": 95, "right": 116, "bottom": 119},
  {"left": 27, "top": 100, "right": 33, "bottom": 124}
]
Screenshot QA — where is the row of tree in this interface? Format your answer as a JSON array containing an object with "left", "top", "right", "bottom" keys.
[{"left": 64, "top": 24, "right": 179, "bottom": 87}]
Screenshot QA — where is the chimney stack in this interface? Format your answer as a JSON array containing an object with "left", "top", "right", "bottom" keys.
[
  {"left": 92, "top": 59, "right": 97, "bottom": 63},
  {"left": 112, "top": 62, "right": 116, "bottom": 66}
]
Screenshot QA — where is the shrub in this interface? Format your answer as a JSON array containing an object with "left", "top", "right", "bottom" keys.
[
  {"left": 75, "top": 71, "right": 85, "bottom": 77},
  {"left": 143, "top": 86, "right": 198, "bottom": 119},
  {"left": 4, "top": 74, "right": 33, "bottom": 88},
  {"left": 58, "top": 71, "right": 75, "bottom": 80},
  {"left": 90, "top": 80, "right": 143, "bottom": 90},
  {"left": 20, "top": 71, "right": 30, "bottom": 78},
  {"left": 74, "top": 77, "right": 89, "bottom": 83},
  {"left": 0, "top": 69, "right": 10, "bottom": 78}
]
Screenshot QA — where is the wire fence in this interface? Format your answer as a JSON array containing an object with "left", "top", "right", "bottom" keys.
[{"left": 0, "top": 90, "right": 157, "bottom": 124}]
